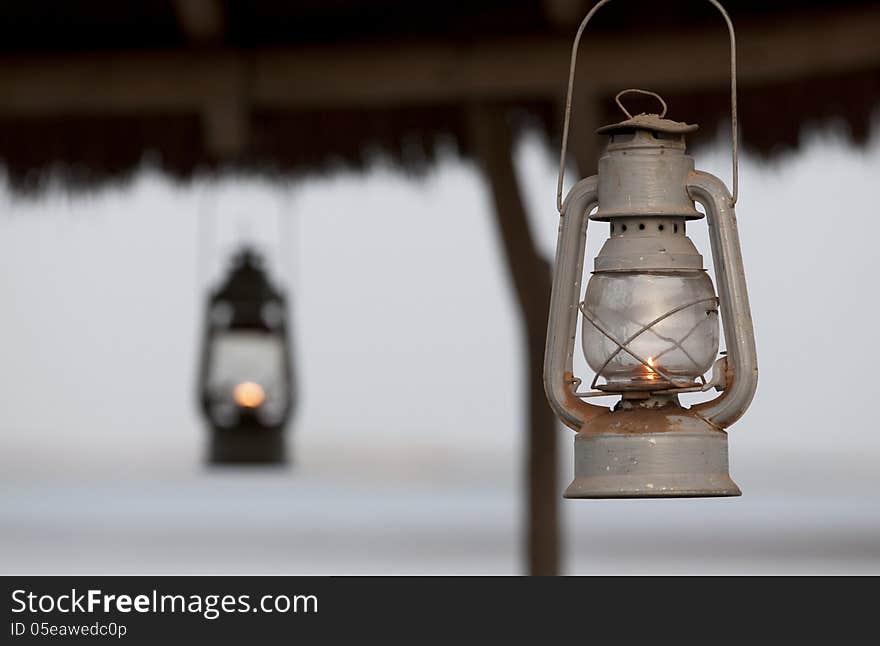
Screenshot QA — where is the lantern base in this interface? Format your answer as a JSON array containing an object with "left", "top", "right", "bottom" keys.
[
  {"left": 208, "top": 426, "right": 287, "bottom": 465},
  {"left": 565, "top": 405, "right": 740, "bottom": 499}
]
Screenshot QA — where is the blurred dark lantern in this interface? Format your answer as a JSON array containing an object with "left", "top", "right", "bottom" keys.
[{"left": 198, "top": 247, "right": 296, "bottom": 465}]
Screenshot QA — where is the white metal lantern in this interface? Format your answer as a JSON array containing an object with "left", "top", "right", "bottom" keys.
[{"left": 544, "top": 0, "right": 757, "bottom": 498}]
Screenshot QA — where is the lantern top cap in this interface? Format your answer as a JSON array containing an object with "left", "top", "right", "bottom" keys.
[
  {"left": 596, "top": 113, "right": 699, "bottom": 136},
  {"left": 212, "top": 245, "right": 282, "bottom": 307},
  {"left": 596, "top": 89, "right": 697, "bottom": 136}
]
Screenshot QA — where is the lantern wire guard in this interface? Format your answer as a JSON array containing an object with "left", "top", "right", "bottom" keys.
[
  {"left": 556, "top": 0, "right": 739, "bottom": 213},
  {"left": 574, "top": 296, "right": 720, "bottom": 397}
]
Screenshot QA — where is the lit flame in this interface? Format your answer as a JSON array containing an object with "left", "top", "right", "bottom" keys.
[
  {"left": 233, "top": 381, "right": 266, "bottom": 408},
  {"left": 644, "top": 357, "right": 658, "bottom": 381}
]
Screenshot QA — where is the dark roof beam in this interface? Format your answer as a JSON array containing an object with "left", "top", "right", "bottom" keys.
[{"left": 0, "top": 5, "right": 878, "bottom": 115}]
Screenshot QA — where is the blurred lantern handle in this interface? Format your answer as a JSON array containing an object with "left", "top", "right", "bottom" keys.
[
  {"left": 557, "top": 0, "right": 739, "bottom": 212},
  {"left": 687, "top": 171, "right": 758, "bottom": 428},
  {"left": 543, "top": 176, "right": 607, "bottom": 431}
]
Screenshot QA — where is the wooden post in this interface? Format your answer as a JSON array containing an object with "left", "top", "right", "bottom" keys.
[{"left": 468, "top": 104, "right": 559, "bottom": 576}]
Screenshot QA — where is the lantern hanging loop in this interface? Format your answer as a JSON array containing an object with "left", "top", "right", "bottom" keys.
[
  {"left": 614, "top": 88, "right": 668, "bottom": 119},
  {"left": 556, "top": 0, "right": 739, "bottom": 212}
]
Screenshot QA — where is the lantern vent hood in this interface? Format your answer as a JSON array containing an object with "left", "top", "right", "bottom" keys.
[{"left": 596, "top": 113, "right": 699, "bottom": 136}]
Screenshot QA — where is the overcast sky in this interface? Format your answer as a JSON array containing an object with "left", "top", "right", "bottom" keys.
[{"left": 1, "top": 125, "right": 878, "bottom": 573}]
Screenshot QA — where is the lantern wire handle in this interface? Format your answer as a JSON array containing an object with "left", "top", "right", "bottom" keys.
[{"left": 557, "top": 0, "right": 739, "bottom": 212}]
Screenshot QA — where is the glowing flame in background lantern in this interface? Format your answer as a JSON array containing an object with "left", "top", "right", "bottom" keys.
[{"left": 233, "top": 381, "right": 266, "bottom": 409}]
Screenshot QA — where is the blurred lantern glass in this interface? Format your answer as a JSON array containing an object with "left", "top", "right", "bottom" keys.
[
  {"left": 204, "top": 326, "right": 287, "bottom": 427},
  {"left": 582, "top": 268, "right": 720, "bottom": 388}
]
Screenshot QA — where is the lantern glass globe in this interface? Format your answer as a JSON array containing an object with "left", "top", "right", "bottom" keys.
[
  {"left": 205, "top": 330, "right": 288, "bottom": 425},
  {"left": 582, "top": 271, "right": 720, "bottom": 387}
]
